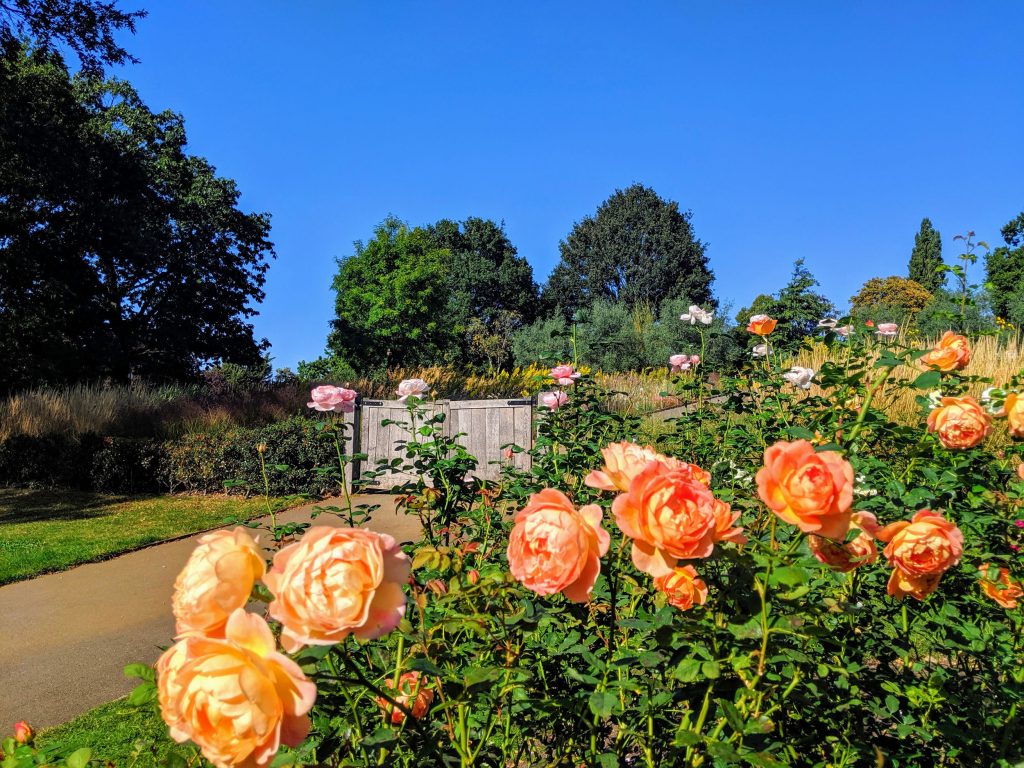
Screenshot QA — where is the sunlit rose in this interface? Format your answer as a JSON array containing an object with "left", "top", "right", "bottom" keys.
[
  {"left": 157, "top": 611, "right": 316, "bottom": 768},
  {"left": 613, "top": 462, "right": 718, "bottom": 577},
  {"left": 834, "top": 325, "right": 854, "bottom": 337},
  {"left": 807, "top": 511, "right": 879, "bottom": 572},
  {"left": 752, "top": 343, "right": 769, "bottom": 359},
  {"left": 782, "top": 366, "right": 814, "bottom": 390},
  {"left": 13, "top": 722, "right": 33, "bottom": 745},
  {"left": 979, "top": 564, "right": 1023, "bottom": 609},
  {"left": 378, "top": 671, "right": 434, "bottom": 724},
  {"left": 680, "top": 305, "right": 714, "bottom": 325},
  {"left": 538, "top": 390, "right": 568, "bottom": 410},
  {"left": 756, "top": 440, "right": 854, "bottom": 540},
  {"left": 172, "top": 528, "right": 266, "bottom": 639},
  {"left": 396, "top": 378, "right": 430, "bottom": 401},
  {"left": 711, "top": 498, "right": 746, "bottom": 545},
  {"left": 507, "top": 489, "right": 610, "bottom": 602},
  {"left": 817, "top": 318, "right": 837, "bottom": 330},
  {"left": 549, "top": 364, "right": 581, "bottom": 386},
  {"left": 264, "top": 527, "right": 410, "bottom": 652},
  {"left": 307, "top": 385, "right": 358, "bottom": 413},
  {"left": 880, "top": 510, "right": 963, "bottom": 601},
  {"left": 920, "top": 331, "right": 971, "bottom": 372},
  {"left": 585, "top": 441, "right": 710, "bottom": 493},
  {"left": 1003, "top": 393, "right": 1024, "bottom": 439},
  {"left": 653, "top": 565, "right": 708, "bottom": 611},
  {"left": 926, "top": 396, "right": 991, "bottom": 449},
  {"left": 747, "top": 314, "right": 777, "bottom": 336},
  {"left": 876, "top": 322, "right": 899, "bottom": 338},
  {"left": 669, "top": 354, "right": 692, "bottom": 373}
]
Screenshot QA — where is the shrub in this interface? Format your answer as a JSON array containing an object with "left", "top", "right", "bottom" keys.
[{"left": 90, "top": 437, "right": 164, "bottom": 494}]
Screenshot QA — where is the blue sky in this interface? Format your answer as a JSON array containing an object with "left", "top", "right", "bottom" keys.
[{"left": 113, "top": 2, "right": 1023, "bottom": 369}]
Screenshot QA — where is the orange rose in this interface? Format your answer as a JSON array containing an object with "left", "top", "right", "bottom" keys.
[
  {"left": 507, "top": 489, "right": 610, "bottom": 602},
  {"left": 881, "top": 510, "right": 963, "bottom": 601},
  {"left": 172, "top": 528, "right": 266, "bottom": 639},
  {"left": 919, "top": 331, "right": 971, "bottom": 372},
  {"left": 711, "top": 498, "right": 747, "bottom": 545},
  {"left": 378, "top": 671, "right": 434, "bottom": 724},
  {"left": 808, "top": 511, "right": 879, "bottom": 572},
  {"left": 927, "top": 396, "right": 991, "bottom": 449},
  {"left": 653, "top": 565, "right": 708, "bottom": 611},
  {"left": 613, "top": 462, "right": 717, "bottom": 577},
  {"left": 585, "top": 441, "right": 710, "bottom": 492},
  {"left": 1003, "top": 393, "right": 1024, "bottom": 439},
  {"left": 157, "top": 611, "right": 316, "bottom": 768},
  {"left": 979, "top": 564, "right": 1023, "bottom": 609},
  {"left": 755, "top": 440, "right": 854, "bottom": 540},
  {"left": 13, "top": 721, "right": 34, "bottom": 745},
  {"left": 264, "top": 526, "right": 410, "bottom": 652},
  {"left": 747, "top": 314, "right": 778, "bottom": 335}
]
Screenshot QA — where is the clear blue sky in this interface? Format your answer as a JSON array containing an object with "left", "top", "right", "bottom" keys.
[{"left": 113, "top": 1, "right": 1023, "bottom": 369}]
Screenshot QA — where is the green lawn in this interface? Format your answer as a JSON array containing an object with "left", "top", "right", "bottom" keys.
[
  {"left": 0, "top": 489, "right": 297, "bottom": 585},
  {"left": 37, "top": 698, "right": 187, "bottom": 768}
]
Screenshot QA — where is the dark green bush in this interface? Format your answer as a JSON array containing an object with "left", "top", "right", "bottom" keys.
[
  {"left": 90, "top": 437, "right": 164, "bottom": 494},
  {"left": 0, "top": 433, "right": 99, "bottom": 488}
]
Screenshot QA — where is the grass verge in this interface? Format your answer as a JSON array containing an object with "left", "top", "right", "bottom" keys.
[{"left": 0, "top": 489, "right": 297, "bottom": 585}]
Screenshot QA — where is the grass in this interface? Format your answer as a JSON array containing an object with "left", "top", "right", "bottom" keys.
[
  {"left": 0, "top": 489, "right": 295, "bottom": 585},
  {"left": 37, "top": 698, "right": 186, "bottom": 768}
]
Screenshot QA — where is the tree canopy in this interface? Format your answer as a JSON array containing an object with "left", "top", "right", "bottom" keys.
[
  {"left": 0, "top": 0, "right": 144, "bottom": 70},
  {"left": 735, "top": 260, "right": 835, "bottom": 349},
  {"left": 985, "top": 211, "right": 1024, "bottom": 322},
  {"left": 328, "top": 217, "right": 454, "bottom": 372},
  {"left": 908, "top": 218, "right": 945, "bottom": 292},
  {"left": 849, "top": 276, "right": 933, "bottom": 322},
  {"left": 0, "top": 47, "right": 274, "bottom": 391},
  {"left": 541, "top": 184, "right": 714, "bottom": 319}
]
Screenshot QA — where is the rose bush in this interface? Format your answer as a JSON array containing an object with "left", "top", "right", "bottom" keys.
[{"left": 119, "top": 332, "right": 1022, "bottom": 768}]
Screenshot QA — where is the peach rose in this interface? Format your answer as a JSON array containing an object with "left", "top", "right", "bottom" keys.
[
  {"left": 378, "top": 671, "right": 434, "bottom": 724},
  {"left": 808, "top": 511, "right": 879, "bottom": 572},
  {"left": 654, "top": 565, "right": 708, "bottom": 611},
  {"left": 538, "top": 390, "right": 568, "bottom": 410},
  {"left": 755, "top": 440, "right": 854, "bottom": 540},
  {"left": 711, "top": 498, "right": 747, "bottom": 545},
  {"left": 1003, "top": 393, "right": 1024, "bottom": 439},
  {"left": 549, "top": 364, "right": 581, "bottom": 386},
  {"left": 612, "top": 462, "right": 718, "bottom": 577},
  {"left": 920, "top": 331, "right": 971, "bottom": 372},
  {"left": 927, "top": 396, "right": 991, "bottom": 449},
  {"left": 264, "top": 526, "right": 410, "bottom": 652},
  {"left": 157, "top": 611, "right": 316, "bottom": 768},
  {"left": 307, "top": 385, "right": 358, "bottom": 413},
  {"left": 979, "top": 564, "right": 1023, "bottom": 609},
  {"left": 747, "top": 314, "right": 777, "bottom": 335},
  {"left": 881, "top": 510, "right": 963, "bottom": 601},
  {"left": 396, "top": 378, "right": 430, "bottom": 401},
  {"left": 585, "top": 441, "right": 710, "bottom": 493},
  {"left": 172, "top": 528, "right": 266, "bottom": 639},
  {"left": 13, "top": 721, "right": 33, "bottom": 745},
  {"left": 507, "top": 489, "right": 610, "bottom": 602}
]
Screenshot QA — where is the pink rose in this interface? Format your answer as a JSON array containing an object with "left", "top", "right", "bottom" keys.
[
  {"left": 550, "top": 364, "right": 581, "bottom": 386},
  {"left": 876, "top": 322, "right": 899, "bottom": 339},
  {"left": 396, "top": 378, "right": 430, "bottom": 401},
  {"left": 539, "top": 390, "right": 568, "bottom": 410},
  {"left": 669, "top": 354, "right": 691, "bottom": 373},
  {"left": 689, "top": 355, "right": 700, "bottom": 366},
  {"left": 307, "top": 385, "right": 358, "bottom": 413}
]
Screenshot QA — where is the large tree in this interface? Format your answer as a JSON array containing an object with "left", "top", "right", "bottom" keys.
[
  {"left": 0, "top": 48, "right": 274, "bottom": 391},
  {"left": 0, "top": 0, "right": 144, "bottom": 70},
  {"left": 328, "top": 217, "right": 454, "bottom": 372},
  {"left": 735, "top": 259, "right": 835, "bottom": 350},
  {"left": 985, "top": 211, "right": 1024, "bottom": 321},
  {"left": 541, "top": 184, "right": 714, "bottom": 319},
  {"left": 908, "top": 217, "right": 945, "bottom": 292},
  {"left": 425, "top": 217, "right": 538, "bottom": 368}
]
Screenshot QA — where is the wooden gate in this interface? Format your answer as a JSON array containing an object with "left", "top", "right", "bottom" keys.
[{"left": 355, "top": 398, "right": 533, "bottom": 488}]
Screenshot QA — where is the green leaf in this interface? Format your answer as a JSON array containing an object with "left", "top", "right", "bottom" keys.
[
  {"left": 123, "top": 663, "right": 155, "bottom": 682},
  {"left": 768, "top": 565, "right": 808, "bottom": 587},
  {"left": 361, "top": 727, "right": 397, "bottom": 748},
  {"left": 66, "top": 748, "right": 92, "bottom": 768},
  {"left": 912, "top": 370, "right": 942, "bottom": 389},
  {"left": 588, "top": 691, "right": 618, "bottom": 718},
  {"left": 701, "top": 660, "right": 721, "bottom": 679}
]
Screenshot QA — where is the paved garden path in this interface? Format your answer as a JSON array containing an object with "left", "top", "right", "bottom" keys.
[{"left": 0, "top": 494, "right": 422, "bottom": 730}]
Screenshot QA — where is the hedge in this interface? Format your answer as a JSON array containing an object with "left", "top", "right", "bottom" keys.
[{"left": 0, "top": 417, "right": 342, "bottom": 497}]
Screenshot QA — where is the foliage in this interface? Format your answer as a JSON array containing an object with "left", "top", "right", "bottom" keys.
[
  {"left": 542, "top": 183, "right": 714, "bottom": 319},
  {"left": 985, "top": 211, "right": 1024, "bottom": 323},
  {"left": 0, "top": 0, "right": 144, "bottom": 71},
  {"left": 914, "top": 288, "right": 994, "bottom": 338},
  {"left": 0, "top": 48, "right": 274, "bottom": 392},
  {"left": 0, "top": 489, "right": 292, "bottom": 585},
  {"left": 425, "top": 217, "right": 539, "bottom": 369},
  {"left": 908, "top": 217, "right": 945, "bottom": 292},
  {"left": 735, "top": 260, "right": 835, "bottom": 351},
  {"left": 328, "top": 217, "right": 455, "bottom": 373},
  {"left": 850, "top": 275, "right": 934, "bottom": 325}
]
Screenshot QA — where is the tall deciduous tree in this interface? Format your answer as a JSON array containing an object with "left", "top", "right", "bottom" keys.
[
  {"left": 985, "top": 212, "right": 1024, "bottom": 321},
  {"left": 328, "top": 217, "right": 454, "bottom": 372},
  {"left": 541, "top": 184, "right": 714, "bottom": 319},
  {"left": 425, "top": 217, "right": 538, "bottom": 368},
  {"left": 908, "top": 218, "right": 945, "bottom": 292},
  {"left": 0, "top": 48, "right": 274, "bottom": 391},
  {"left": 0, "top": 0, "right": 144, "bottom": 70}
]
